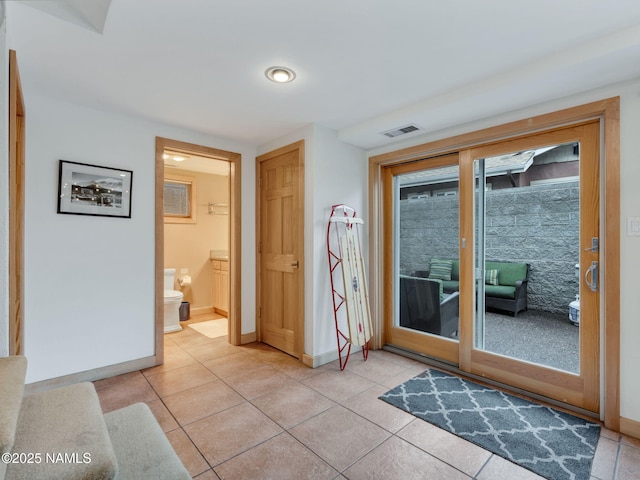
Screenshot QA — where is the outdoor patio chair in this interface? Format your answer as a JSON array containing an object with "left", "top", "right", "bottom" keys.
[{"left": 399, "top": 275, "right": 459, "bottom": 338}]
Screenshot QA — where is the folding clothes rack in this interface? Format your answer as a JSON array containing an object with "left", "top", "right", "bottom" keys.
[{"left": 326, "top": 204, "right": 372, "bottom": 370}]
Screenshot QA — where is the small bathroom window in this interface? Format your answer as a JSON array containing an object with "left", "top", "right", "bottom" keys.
[{"left": 164, "top": 174, "right": 197, "bottom": 223}]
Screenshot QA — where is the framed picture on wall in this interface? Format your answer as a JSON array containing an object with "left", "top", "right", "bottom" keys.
[{"left": 57, "top": 160, "right": 133, "bottom": 218}]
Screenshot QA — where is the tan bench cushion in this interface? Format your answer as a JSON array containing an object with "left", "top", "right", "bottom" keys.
[
  {"left": 6, "top": 382, "right": 117, "bottom": 480},
  {"left": 0, "top": 356, "right": 27, "bottom": 455},
  {"left": 105, "top": 403, "right": 190, "bottom": 480}
]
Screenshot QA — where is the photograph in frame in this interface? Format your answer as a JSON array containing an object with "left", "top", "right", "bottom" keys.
[{"left": 57, "top": 160, "right": 133, "bottom": 218}]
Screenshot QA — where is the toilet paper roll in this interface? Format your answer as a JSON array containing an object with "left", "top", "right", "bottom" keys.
[{"left": 178, "top": 275, "right": 192, "bottom": 287}]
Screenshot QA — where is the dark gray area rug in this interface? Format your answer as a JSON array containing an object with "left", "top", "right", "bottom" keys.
[{"left": 380, "top": 369, "right": 600, "bottom": 480}]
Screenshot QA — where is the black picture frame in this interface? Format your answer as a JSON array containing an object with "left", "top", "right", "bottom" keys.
[{"left": 57, "top": 160, "right": 133, "bottom": 218}]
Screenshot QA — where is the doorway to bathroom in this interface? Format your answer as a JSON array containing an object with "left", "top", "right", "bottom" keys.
[{"left": 155, "top": 137, "right": 242, "bottom": 364}]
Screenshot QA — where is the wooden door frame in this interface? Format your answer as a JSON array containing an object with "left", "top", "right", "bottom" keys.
[
  {"left": 369, "top": 98, "right": 620, "bottom": 430},
  {"left": 9, "top": 50, "right": 25, "bottom": 355},
  {"left": 155, "top": 137, "right": 242, "bottom": 365},
  {"left": 255, "top": 140, "right": 305, "bottom": 360}
]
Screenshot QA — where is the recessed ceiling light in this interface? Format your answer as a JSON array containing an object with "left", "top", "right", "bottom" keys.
[
  {"left": 265, "top": 66, "right": 296, "bottom": 83},
  {"left": 163, "top": 152, "right": 189, "bottom": 162}
]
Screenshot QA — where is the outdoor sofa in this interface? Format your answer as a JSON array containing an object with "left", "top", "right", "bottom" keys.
[{"left": 415, "top": 258, "right": 530, "bottom": 316}]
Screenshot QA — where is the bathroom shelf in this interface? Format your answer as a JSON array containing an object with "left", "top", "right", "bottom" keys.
[{"left": 208, "top": 202, "right": 229, "bottom": 215}]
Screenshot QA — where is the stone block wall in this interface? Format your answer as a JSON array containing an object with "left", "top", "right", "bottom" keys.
[{"left": 399, "top": 181, "right": 580, "bottom": 313}]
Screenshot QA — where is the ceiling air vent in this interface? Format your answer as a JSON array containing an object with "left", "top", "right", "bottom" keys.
[{"left": 381, "top": 124, "right": 422, "bottom": 138}]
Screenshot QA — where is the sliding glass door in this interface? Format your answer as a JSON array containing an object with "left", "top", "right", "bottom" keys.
[
  {"left": 468, "top": 122, "right": 600, "bottom": 412},
  {"left": 384, "top": 122, "right": 601, "bottom": 412},
  {"left": 384, "top": 154, "right": 460, "bottom": 364}
]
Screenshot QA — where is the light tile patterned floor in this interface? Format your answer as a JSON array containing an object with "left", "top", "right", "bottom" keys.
[{"left": 94, "top": 318, "right": 640, "bottom": 479}]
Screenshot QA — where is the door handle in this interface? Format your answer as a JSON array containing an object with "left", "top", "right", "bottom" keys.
[
  {"left": 584, "top": 237, "right": 599, "bottom": 252},
  {"left": 290, "top": 261, "right": 299, "bottom": 268},
  {"left": 585, "top": 261, "right": 598, "bottom": 292}
]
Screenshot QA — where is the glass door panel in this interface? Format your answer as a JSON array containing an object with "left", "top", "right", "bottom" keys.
[
  {"left": 468, "top": 122, "right": 600, "bottom": 412},
  {"left": 384, "top": 155, "right": 460, "bottom": 364},
  {"left": 474, "top": 142, "right": 581, "bottom": 373},
  {"left": 396, "top": 163, "right": 460, "bottom": 337}
]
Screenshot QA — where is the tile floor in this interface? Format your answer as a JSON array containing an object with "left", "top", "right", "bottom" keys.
[{"left": 94, "top": 317, "right": 640, "bottom": 479}]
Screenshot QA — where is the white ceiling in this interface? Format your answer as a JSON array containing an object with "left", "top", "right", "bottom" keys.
[
  {"left": 8, "top": 0, "right": 640, "bottom": 149},
  {"left": 19, "top": 0, "right": 111, "bottom": 33}
]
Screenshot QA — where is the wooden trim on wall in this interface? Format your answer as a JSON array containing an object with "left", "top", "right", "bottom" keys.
[
  {"left": 240, "top": 332, "right": 257, "bottom": 344},
  {"left": 381, "top": 166, "right": 394, "bottom": 348},
  {"left": 155, "top": 137, "right": 243, "bottom": 367},
  {"left": 229, "top": 151, "right": 242, "bottom": 346},
  {"left": 9, "top": 50, "right": 25, "bottom": 356},
  {"left": 154, "top": 140, "right": 165, "bottom": 364},
  {"left": 603, "top": 99, "right": 621, "bottom": 432},
  {"left": 620, "top": 417, "right": 640, "bottom": 440},
  {"left": 368, "top": 158, "right": 383, "bottom": 350},
  {"left": 369, "top": 97, "right": 621, "bottom": 429}
]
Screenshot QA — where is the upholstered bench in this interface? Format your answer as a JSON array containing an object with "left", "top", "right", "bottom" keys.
[{"left": 0, "top": 356, "right": 190, "bottom": 480}]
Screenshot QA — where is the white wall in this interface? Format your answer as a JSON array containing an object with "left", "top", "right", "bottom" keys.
[
  {"left": 0, "top": 4, "right": 8, "bottom": 357},
  {"left": 368, "top": 78, "right": 640, "bottom": 425},
  {"left": 257, "top": 124, "right": 367, "bottom": 362},
  {"left": 311, "top": 125, "right": 367, "bottom": 361},
  {"left": 617, "top": 82, "right": 640, "bottom": 425},
  {"left": 22, "top": 92, "right": 255, "bottom": 383}
]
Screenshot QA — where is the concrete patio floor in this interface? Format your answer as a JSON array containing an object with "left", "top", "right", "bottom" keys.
[{"left": 483, "top": 309, "right": 579, "bottom": 373}]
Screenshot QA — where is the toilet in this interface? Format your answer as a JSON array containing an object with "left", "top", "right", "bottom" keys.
[{"left": 164, "top": 268, "right": 183, "bottom": 333}]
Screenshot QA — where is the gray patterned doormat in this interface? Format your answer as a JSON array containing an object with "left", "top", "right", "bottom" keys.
[{"left": 379, "top": 369, "right": 600, "bottom": 480}]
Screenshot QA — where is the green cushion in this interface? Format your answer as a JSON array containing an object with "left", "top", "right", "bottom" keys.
[
  {"left": 429, "top": 259, "right": 452, "bottom": 281},
  {"left": 484, "top": 285, "right": 516, "bottom": 299},
  {"left": 485, "top": 261, "right": 527, "bottom": 286},
  {"left": 450, "top": 260, "right": 460, "bottom": 280},
  {"left": 441, "top": 280, "right": 459, "bottom": 293},
  {"left": 485, "top": 269, "right": 499, "bottom": 286}
]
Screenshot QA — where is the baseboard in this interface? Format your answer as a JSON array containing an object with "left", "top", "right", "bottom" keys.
[
  {"left": 190, "top": 306, "right": 214, "bottom": 316},
  {"left": 620, "top": 416, "right": 640, "bottom": 440},
  {"left": 240, "top": 332, "right": 257, "bottom": 344},
  {"left": 24, "top": 356, "right": 157, "bottom": 395},
  {"left": 302, "top": 350, "right": 339, "bottom": 368}
]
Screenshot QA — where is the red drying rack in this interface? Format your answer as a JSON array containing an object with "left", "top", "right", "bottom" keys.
[{"left": 326, "top": 204, "right": 370, "bottom": 370}]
